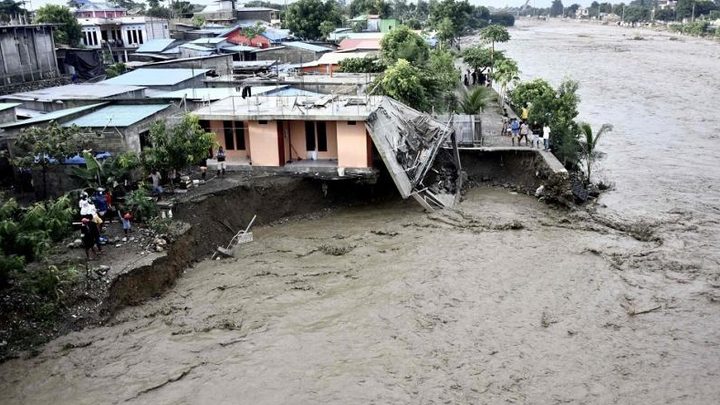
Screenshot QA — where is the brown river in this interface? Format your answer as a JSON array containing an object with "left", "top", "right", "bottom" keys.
[{"left": 1, "top": 19, "right": 720, "bottom": 404}]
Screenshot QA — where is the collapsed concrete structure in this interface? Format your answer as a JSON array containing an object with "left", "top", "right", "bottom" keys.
[{"left": 194, "top": 95, "right": 461, "bottom": 210}]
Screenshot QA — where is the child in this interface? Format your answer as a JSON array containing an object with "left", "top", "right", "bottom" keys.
[{"left": 120, "top": 210, "right": 133, "bottom": 240}]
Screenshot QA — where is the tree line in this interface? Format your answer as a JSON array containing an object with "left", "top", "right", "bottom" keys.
[{"left": 524, "top": 0, "right": 719, "bottom": 24}]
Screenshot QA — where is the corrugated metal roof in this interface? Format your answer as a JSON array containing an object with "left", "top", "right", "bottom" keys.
[
  {"left": 262, "top": 28, "right": 291, "bottom": 42},
  {"left": 0, "top": 102, "right": 20, "bottom": 112},
  {"left": 222, "top": 44, "right": 258, "bottom": 52},
  {"left": 1, "top": 84, "right": 145, "bottom": 101},
  {"left": 180, "top": 43, "right": 215, "bottom": 52},
  {"left": 280, "top": 42, "right": 332, "bottom": 53},
  {"left": 136, "top": 38, "right": 176, "bottom": 53},
  {"left": 338, "top": 38, "right": 381, "bottom": 50},
  {"left": 189, "top": 37, "right": 228, "bottom": 45},
  {"left": 101, "top": 68, "right": 209, "bottom": 86},
  {"left": 311, "top": 51, "right": 371, "bottom": 66},
  {"left": 0, "top": 103, "right": 106, "bottom": 129},
  {"left": 233, "top": 60, "right": 276, "bottom": 68},
  {"left": 162, "top": 46, "right": 181, "bottom": 54},
  {"left": 266, "top": 87, "right": 324, "bottom": 97},
  {"left": 63, "top": 104, "right": 170, "bottom": 128}
]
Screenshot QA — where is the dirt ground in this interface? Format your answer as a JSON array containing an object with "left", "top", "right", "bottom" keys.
[{"left": 1, "top": 187, "right": 718, "bottom": 404}]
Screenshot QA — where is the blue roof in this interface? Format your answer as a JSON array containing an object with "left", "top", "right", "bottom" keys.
[
  {"left": 262, "top": 28, "right": 291, "bottom": 42},
  {"left": 63, "top": 104, "right": 170, "bottom": 128},
  {"left": 180, "top": 43, "right": 215, "bottom": 52},
  {"left": 0, "top": 103, "right": 105, "bottom": 129},
  {"left": 101, "top": 68, "right": 210, "bottom": 86},
  {"left": 280, "top": 42, "right": 332, "bottom": 53},
  {"left": 136, "top": 38, "right": 176, "bottom": 53}
]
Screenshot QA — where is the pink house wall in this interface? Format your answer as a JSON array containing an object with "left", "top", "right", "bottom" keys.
[
  {"left": 248, "top": 120, "right": 280, "bottom": 166},
  {"left": 210, "top": 120, "right": 250, "bottom": 161},
  {"left": 337, "top": 121, "right": 370, "bottom": 168},
  {"left": 288, "top": 121, "right": 338, "bottom": 160}
]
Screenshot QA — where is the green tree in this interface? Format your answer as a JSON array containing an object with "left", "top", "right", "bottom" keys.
[
  {"left": 284, "top": 0, "right": 342, "bottom": 40},
  {"left": 12, "top": 122, "right": 89, "bottom": 199},
  {"left": 242, "top": 21, "right": 267, "bottom": 40},
  {"left": 349, "top": 0, "right": 392, "bottom": 17},
  {"left": 105, "top": 62, "right": 127, "bottom": 78},
  {"left": 550, "top": 0, "right": 564, "bottom": 17},
  {"left": 338, "top": 56, "right": 386, "bottom": 73},
  {"left": 428, "top": 0, "right": 473, "bottom": 35},
  {"left": 579, "top": 123, "right": 612, "bottom": 184},
  {"left": 436, "top": 17, "right": 455, "bottom": 46},
  {"left": 493, "top": 57, "right": 520, "bottom": 104},
  {"left": 459, "top": 86, "right": 492, "bottom": 114},
  {"left": 35, "top": 5, "right": 82, "bottom": 46},
  {"left": 376, "top": 59, "right": 429, "bottom": 111},
  {"left": 319, "top": 20, "right": 336, "bottom": 39},
  {"left": 0, "top": 0, "right": 26, "bottom": 22},
  {"left": 191, "top": 15, "right": 206, "bottom": 27},
  {"left": 141, "top": 115, "right": 215, "bottom": 175},
  {"left": 462, "top": 46, "right": 502, "bottom": 73},
  {"left": 565, "top": 3, "right": 580, "bottom": 17},
  {"left": 380, "top": 25, "right": 429, "bottom": 65},
  {"left": 479, "top": 25, "right": 509, "bottom": 78}
]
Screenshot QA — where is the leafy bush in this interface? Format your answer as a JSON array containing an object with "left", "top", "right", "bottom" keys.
[
  {"left": 338, "top": 57, "right": 386, "bottom": 73},
  {"left": 125, "top": 188, "right": 158, "bottom": 222}
]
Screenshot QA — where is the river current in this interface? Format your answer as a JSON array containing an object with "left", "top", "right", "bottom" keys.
[{"left": 1, "top": 19, "right": 719, "bottom": 404}]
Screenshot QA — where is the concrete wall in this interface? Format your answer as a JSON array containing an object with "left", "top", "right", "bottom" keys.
[
  {"left": 0, "top": 107, "right": 15, "bottom": 125},
  {"left": 287, "top": 120, "right": 338, "bottom": 160},
  {"left": 248, "top": 120, "right": 279, "bottom": 166},
  {"left": 144, "top": 54, "right": 234, "bottom": 76},
  {"left": 0, "top": 25, "right": 59, "bottom": 85},
  {"left": 337, "top": 120, "right": 370, "bottom": 168},
  {"left": 255, "top": 47, "right": 323, "bottom": 64}
]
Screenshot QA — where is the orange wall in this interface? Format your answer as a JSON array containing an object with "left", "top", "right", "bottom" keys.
[
  {"left": 248, "top": 120, "right": 280, "bottom": 166},
  {"left": 300, "top": 64, "right": 338, "bottom": 75},
  {"left": 211, "top": 120, "right": 250, "bottom": 161},
  {"left": 288, "top": 121, "right": 338, "bottom": 160},
  {"left": 337, "top": 121, "right": 370, "bottom": 168}
]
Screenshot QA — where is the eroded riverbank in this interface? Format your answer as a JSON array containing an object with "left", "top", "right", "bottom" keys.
[{"left": 1, "top": 187, "right": 718, "bottom": 404}]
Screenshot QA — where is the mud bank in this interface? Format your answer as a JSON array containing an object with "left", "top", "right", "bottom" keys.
[{"left": 460, "top": 149, "right": 572, "bottom": 204}]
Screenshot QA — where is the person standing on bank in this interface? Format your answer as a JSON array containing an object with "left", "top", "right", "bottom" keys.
[
  {"left": 80, "top": 218, "right": 97, "bottom": 260},
  {"left": 519, "top": 121, "right": 529, "bottom": 146},
  {"left": 543, "top": 124, "right": 551, "bottom": 151},
  {"left": 216, "top": 146, "right": 226, "bottom": 177}
]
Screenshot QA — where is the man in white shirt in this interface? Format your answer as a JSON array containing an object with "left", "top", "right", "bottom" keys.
[{"left": 542, "top": 125, "right": 551, "bottom": 151}]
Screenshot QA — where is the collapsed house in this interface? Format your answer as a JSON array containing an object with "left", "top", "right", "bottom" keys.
[{"left": 193, "top": 95, "right": 460, "bottom": 210}]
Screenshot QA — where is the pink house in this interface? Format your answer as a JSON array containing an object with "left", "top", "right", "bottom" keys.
[{"left": 194, "top": 96, "right": 380, "bottom": 178}]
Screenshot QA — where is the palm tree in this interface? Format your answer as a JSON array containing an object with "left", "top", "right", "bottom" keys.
[
  {"left": 493, "top": 58, "right": 519, "bottom": 106},
  {"left": 579, "top": 122, "right": 613, "bottom": 184},
  {"left": 459, "top": 86, "right": 492, "bottom": 114},
  {"left": 479, "top": 25, "right": 510, "bottom": 79}
]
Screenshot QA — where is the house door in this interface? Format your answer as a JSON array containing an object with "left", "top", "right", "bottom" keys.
[{"left": 277, "top": 122, "right": 285, "bottom": 165}]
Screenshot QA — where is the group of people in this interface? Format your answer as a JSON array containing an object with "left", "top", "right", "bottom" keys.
[
  {"left": 78, "top": 188, "right": 133, "bottom": 261},
  {"left": 463, "top": 69, "right": 490, "bottom": 87},
  {"left": 503, "top": 117, "right": 551, "bottom": 150}
]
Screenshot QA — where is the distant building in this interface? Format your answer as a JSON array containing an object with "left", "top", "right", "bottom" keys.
[
  {"left": 224, "top": 26, "right": 292, "bottom": 48},
  {"left": 659, "top": 0, "right": 678, "bottom": 10},
  {"left": 197, "top": 1, "right": 279, "bottom": 25},
  {"left": 253, "top": 42, "right": 332, "bottom": 64},
  {"left": 0, "top": 24, "right": 59, "bottom": 87},
  {"left": 76, "top": 2, "right": 170, "bottom": 59}
]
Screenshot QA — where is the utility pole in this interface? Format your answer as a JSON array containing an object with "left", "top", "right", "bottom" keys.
[{"left": 691, "top": 1, "right": 695, "bottom": 22}]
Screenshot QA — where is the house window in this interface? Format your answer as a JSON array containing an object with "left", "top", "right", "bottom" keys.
[
  {"left": 305, "top": 121, "right": 315, "bottom": 151},
  {"left": 316, "top": 122, "right": 327, "bottom": 152},
  {"left": 138, "top": 30, "right": 144, "bottom": 44},
  {"left": 304, "top": 121, "right": 327, "bottom": 152},
  {"left": 347, "top": 121, "right": 356, "bottom": 125},
  {"left": 223, "top": 120, "right": 235, "bottom": 150},
  {"left": 139, "top": 130, "right": 151, "bottom": 150},
  {"left": 258, "top": 120, "right": 268, "bottom": 124},
  {"left": 233, "top": 121, "right": 245, "bottom": 150}
]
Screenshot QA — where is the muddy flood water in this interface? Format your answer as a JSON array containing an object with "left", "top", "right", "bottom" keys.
[{"left": 2, "top": 20, "right": 720, "bottom": 404}]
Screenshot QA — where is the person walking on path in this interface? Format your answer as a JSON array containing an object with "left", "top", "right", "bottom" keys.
[
  {"left": 543, "top": 124, "right": 551, "bottom": 151},
  {"left": 149, "top": 170, "right": 163, "bottom": 196},
  {"left": 216, "top": 146, "right": 226, "bottom": 177},
  {"left": 519, "top": 121, "right": 529, "bottom": 146},
  {"left": 80, "top": 218, "right": 98, "bottom": 260},
  {"left": 119, "top": 210, "right": 132, "bottom": 240},
  {"left": 510, "top": 118, "right": 520, "bottom": 146}
]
